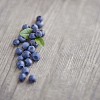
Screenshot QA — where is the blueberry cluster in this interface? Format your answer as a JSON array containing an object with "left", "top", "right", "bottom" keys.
[{"left": 13, "top": 16, "right": 45, "bottom": 83}]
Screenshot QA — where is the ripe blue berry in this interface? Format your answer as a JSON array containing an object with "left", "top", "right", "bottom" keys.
[
  {"left": 22, "top": 42, "right": 30, "bottom": 50},
  {"left": 22, "top": 24, "right": 30, "bottom": 30},
  {"left": 31, "top": 24, "right": 38, "bottom": 32},
  {"left": 22, "top": 67, "right": 30, "bottom": 76},
  {"left": 41, "top": 30, "right": 45, "bottom": 37},
  {"left": 17, "top": 61, "right": 25, "bottom": 69},
  {"left": 13, "top": 39, "right": 20, "bottom": 46},
  {"left": 31, "top": 52, "right": 40, "bottom": 61},
  {"left": 29, "top": 75, "right": 36, "bottom": 83},
  {"left": 35, "top": 30, "right": 42, "bottom": 37},
  {"left": 36, "top": 16, "right": 43, "bottom": 22},
  {"left": 25, "top": 58, "right": 32, "bottom": 67},
  {"left": 28, "top": 46, "right": 35, "bottom": 53},
  {"left": 36, "top": 21, "right": 44, "bottom": 29},
  {"left": 29, "top": 33, "right": 36, "bottom": 39},
  {"left": 18, "top": 35, "right": 26, "bottom": 43},
  {"left": 15, "top": 48, "right": 23, "bottom": 55},
  {"left": 22, "top": 51, "right": 31, "bottom": 59},
  {"left": 18, "top": 55, "right": 24, "bottom": 61},
  {"left": 30, "top": 40, "right": 38, "bottom": 48},
  {"left": 19, "top": 73, "right": 26, "bottom": 82}
]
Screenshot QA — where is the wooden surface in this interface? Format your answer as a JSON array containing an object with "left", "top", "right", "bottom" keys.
[{"left": 0, "top": 0, "right": 100, "bottom": 100}]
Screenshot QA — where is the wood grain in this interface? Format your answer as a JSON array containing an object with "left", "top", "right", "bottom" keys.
[{"left": 0, "top": 0, "right": 100, "bottom": 100}]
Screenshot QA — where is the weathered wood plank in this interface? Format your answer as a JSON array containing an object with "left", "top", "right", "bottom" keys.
[{"left": 0, "top": 0, "right": 100, "bottom": 100}]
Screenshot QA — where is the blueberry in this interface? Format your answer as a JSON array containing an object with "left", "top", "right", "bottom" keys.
[
  {"left": 22, "top": 42, "right": 30, "bottom": 50},
  {"left": 13, "top": 39, "right": 20, "bottom": 46},
  {"left": 41, "top": 30, "right": 45, "bottom": 37},
  {"left": 35, "top": 30, "right": 42, "bottom": 37},
  {"left": 22, "top": 67, "right": 30, "bottom": 76},
  {"left": 15, "top": 48, "right": 23, "bottom": 55},
  {"left": 36, "top": 21, "right": 44, "bottom": 29},
  {"left": 36, "top": 16, "right": 43, "bottom": 22},
  {"left": 28, "top": 46, "right": 35, "bottom": 53},
  {"left": 17, "top": 61, "right": 25, "bottom": 69},
  {"left": 31, "top": 24, "right": 38, "bottom": 32},
  {"left": 19, "top": 73, "right": 26, "bottom": 82},
  {"left": 18, "top": 35, "right": 26, "bottom": 43},
  {"left": 29, "top": 75, "right": 36, "bottom": 83},
  {"left": 22, "top": 24, "right": 30, "bottom": 30},
  {"left": 22, "top": 51, "right": 31, "bottom": 59},
  {"left": 30, "top": 40, "right": 38, "bottom": 48},
  {"left": 31, "top": 52, "right": 40, "bottom": 61},
  {"left": 18, "top": 55, "right": 24, "bottom": 61},
  {"left": 25, "top": 58, "right": 32, "bottom": 67},
  {"left": 30, "top": 40, "right": 36, "bottom": 45},
  {"left": 29, "top": 33, "right": 36, "bottom": 39}
]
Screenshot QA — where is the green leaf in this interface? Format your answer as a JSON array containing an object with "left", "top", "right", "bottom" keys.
[
  {"left": 20, "top": 33, "right": 29, "bottom": 39},
  {"left": 19, "top": 28, "right": 33, "bottom": 39},
  {"left": 35, "top": 38, "right": 45, "bottom": 47}
]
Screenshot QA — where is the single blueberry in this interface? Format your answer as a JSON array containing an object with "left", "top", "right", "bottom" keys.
[
  {"left": 35, "top": 30, "right": 42, "bottom": 37},
  {"left": 13, "top": 39, "right": 20, "bottom": 46},
  {"left": 31, "top": 24, "right": 38, "bottom": 32},
  {"left": 25, "top": 58, "right": 32, "bottom": 67},
  {"left": 22, "top": 42, "right": 30, "bottom": 50},
  {"left": 30, "top": 40, "right": 36, "bottom": 45},
  {"left": 17, "top": 61, "right": 25, "bottom": 69},
  {"left": 15, "top": 48, "right": 23, "bottom": 55},
  {"left": 18, "top": 55, "right": 24, "bottom": 61},
  {"left": 22, "top": 51, "right": 31, "bottom": 59},
  {"left": 36, "top": 16, "right": 43, "bottom": 22},
  {"left": 28, "top": 46, "right": 35, "bottom": 53},
  {"left": 19, "top": 73, "right": 26, "bottom": 82},
  {"left": 36, "top": 21, "right": 44, "bottom": 29},
  {"left": 30, "top": 40, "right": 38, "bottom": 48},
  {"left": 31, "top": 52, "right": 40, "bottom": 61},
  {"left": 22, "top": 24, "right": 30, "bottom": 30},
  {"left": 18, "top": 35, "right": 26, "bottom": 43},
  {"left": 29, "top": 75, "right": 36, "bottom": 83},
  {"left": 29, "top": 33, "right": 36, "bottom": 39},
  {"left": 41, "top": 30, "right": 45, "bottom": 37},
  {"left": 22, "top": 67, "right": 30, "bottom": 76}
]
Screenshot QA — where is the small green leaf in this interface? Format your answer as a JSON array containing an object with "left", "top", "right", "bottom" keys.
[
  {"left": 20, "top": 28, "right": 33, "bottom": 39},
  {"left": 20, "top": 33, "right": 29, "bottom": 39},
  {"left": 35, "top": 38, "right": 45, "bottom": 47}
]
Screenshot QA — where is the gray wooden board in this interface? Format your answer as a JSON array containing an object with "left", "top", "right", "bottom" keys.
[{"left": 0, "top": 0, "right": 100, "bottom": 100}]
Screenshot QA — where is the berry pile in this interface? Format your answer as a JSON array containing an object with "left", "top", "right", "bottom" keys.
[{"left": 13, "top": 16, "right": 45, "bottom": 83}]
